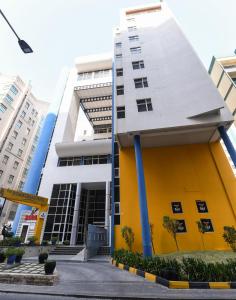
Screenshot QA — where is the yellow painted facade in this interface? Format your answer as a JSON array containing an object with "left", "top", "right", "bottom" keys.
[{"left": 114, "top": 142, "right": 236, "bottom": 254}]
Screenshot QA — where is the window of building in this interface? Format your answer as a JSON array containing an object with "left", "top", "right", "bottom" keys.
[
  {"left": 200, "top": 219, "right": 214, "bottom": 232},
  {"left": 2, "top": 155, "right": 9, "bottom": 164},
  {"left": 26, "top": 156, "right": 32, "bottom": 166},
  {"left": 7, "top": 142, "right": 13, "bottom": 151},
  {"left": 10, "top": 85, "right": 18, "bottom": 95},
  {"left": 8, "top": 210, "right": 16, "bottom": 220},
  {"left": 116, "top": 68, "right": 123, "bottom": 77},
  {"left": 94, "top": 69, "right": 111, "bottom": 79},
  {"left": 115, "top": 203, "right": 120, "bottom": 214},
  {"left": 8, "top": 175, "right": 14, "bottom": 184},
  {"left": 26, "top": 128, "right": 30, "bottom": 135},
  {"left": 20, "top": 111, "right": 26, "bottom": 118},
  {"left": 18, "top": 181, "right": 24, "bottom": 191},
  {"left": 132, "top": 60, "right": 144, "bottom": 69},
  {"left": 116, "top": 85, "right": 124, "bottom": 95},
  {"left": 31, "top": 108, "right": 35, "bottom": 115},
  {"left": 176, "top": 220, "right": 187, "bottom": 233},
  {"left": 0, "top": 170, "right": 3, "bottom": 178},
  {"left": 23, "top": 168, "right": 28, "bottom": 177},
  {"left": 129, "top": 35, "right": 139, "bottom": 42},
  {"left": 128, "top": 26, "right": 137, "bottom": 31},
  {"left": 31, "top": 120, "right": 35, "bottom": 126},
  {"left": 115, "top": 42, "right": 122, "bottom": 48},
  {"left": 134, "top": 77, "right": 148, "bottom": 88},
  {"left": 4, "top": 94, "right": 14, "bottom": 105},
  {"left": 115, "top": 54, "right": 122, "bottom": 60},
  {"left": 25, "top": 102, "right": 30, "bottom": 109},
  {"left": 171, "top": 202, "right": 183, "bottom": 213},
  {"left": 12, "top": 131, "right": 18, "bottom": 139},
  {"left": 17, "top": 149, "right": 23, "bottom": 157},
  {"left": 196, "top": 200, "right": 208, "bottom": 213},
  {"left": 0, "top": 103, "right": 7, "bottom": 113},
  {"left": 127, "top": 17, "right": 135, "bottom": 22},
  {"left": 16, "top": 120, "right": 22, "bottom": 128},
  {"left": 13, "top": 161, "right": 19, "bottom": 170},
  {"left": 31, "top": 145, "right": 35, "bottom": 153},
  {"left": 78, "top": 72, "right": 93, "bottom": 80},
  {"left": 117, "top": 106, "right": 125, "bottom": 119},
  {"left": 22, "top": 138, "right": 27, "bottom": 146},
  {"left": 130, "top": 46, "right": 141, "bottom": 54},
  {"left": 35, "top": 111, "right": 38, "bottom": 117},
  {"left": 136, "top": 98, "right": 153, "bottom": 112},
  {"left": 58, "top": 155, "right": 111, "bottom": 167}
]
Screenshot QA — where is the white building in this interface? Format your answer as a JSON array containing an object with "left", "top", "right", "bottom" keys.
[
  {"left": 0, "top": 74, "right": 48, "bottom": 226},
  {"left": 38, "top": 54, "right": 112, "bottom": 245}
]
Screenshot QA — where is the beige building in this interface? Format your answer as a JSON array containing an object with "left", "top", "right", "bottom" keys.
[{"left": 0, "top": 74, "right": 49, "bottom": 226}]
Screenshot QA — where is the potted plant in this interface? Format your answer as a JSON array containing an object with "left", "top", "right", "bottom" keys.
[
  {"left": 41, "top": 240, "right": 49, "bottom": 246},
  {"left": 39, "top": 252, "right": 48, "bottom": 264},
  {"left": 5, "top": 248, "right": 17, "bottom": 265},
  {"left": 15, "top": 248, "right": 25, "bottom": 263},
  {"left": 10, "top": 236, "right": 22, "bottom": 247},
  {"left": 0, "top": 252, "right": 6, "bottom": 263},
  {"left": 63, "top": 240, "right": 70, "bottom": 245},
  {"left": 44, "top": 260, "right": 56, "bottom": 275},
  {"left": 51, "top": 237, "right": 58, "bottom": 246},
  {"left": 28, "top": 236, "right": 37, "bottom": 246}
]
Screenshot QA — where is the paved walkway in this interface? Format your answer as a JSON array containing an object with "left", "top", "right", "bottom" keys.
[{"left": 0, "top": 261, "right": 236, "bottom": 299}]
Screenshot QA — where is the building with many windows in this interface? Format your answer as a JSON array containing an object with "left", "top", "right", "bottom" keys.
[{"left": 0, "top": 74, "right": 48, "bottom": 228}]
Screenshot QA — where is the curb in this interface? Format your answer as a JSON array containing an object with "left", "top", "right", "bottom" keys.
[{"left": 111, "top": 259, "right": 234, "bottom": 289}]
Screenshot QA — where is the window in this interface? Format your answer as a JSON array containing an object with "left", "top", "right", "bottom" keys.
[
  {"left": 176, "top": 220, "right": 187, "bottom": 233},
  {"left": 196, "top": 200, "right": 208, "bottom": 213},
  {"left": 130, "top": 46, "right": 141, "bottom": 54},
  {"left": 25, "top": 102, "right": 30, "bottom": 109},
  {"left": 132, "top": 60, "right": 144, "bottom": 69},
  {"left": 35, "top": 111, "right": 38, "bottom": 117},
  {"left": 115, "top": 203, "right": 120, "bottom": 214},
  {"left": 16, "top": 120, "right": 22, "bottom": 128},
  {"left": 0, "top": 103, "right": 7, "bottom": 113},
  {"left": 117, "top": 106, "right": 125, "bottom": 119},
  {"left": 115, "top": 42, "right": 122, "bottom": 48},
  {"left": 200, "top": 219, "right": 214, "bottom": 232},
  {"left": 136, "top": 98, "right": 153, "bottom": 112},
  {"left": 134, "top": 77, "right": 148, "bottom": 88},
  {"left": 2, "top": 155, "right": 9, "bottom": 164},
  {"left": 58, "top": 155, "right": 111, "bottom": 167},
  {"left": 115, "top": 54, "right": 122, "bottom": 60},
  {"left": 78, "top": 72, "right": 93, "bottom": 80},
  {"left": 171, "top": 202, "right": 183, "bottom": 213},
  {"left": 128, "top": 26, "right": 137, "bottom": 31},
  {"left": 22, "top": 138, "right": 27, "bottom": 145},
  {"left": 129, "top": 35, "right": 139, "bottom": 41},
  {"left": 23, "top": 168, "right": 28, "bottom": 177},
  {"left": 28, "top": 117, "right": 32, "bottom": 123},
  {"left": 17, "top": 149, "right": 23, "bottom": 157},
  {"left": 10, "top": 85, "right": 18, "bottom": 95},
  {"left": 31, "top": 120, "right": 35, "bottom": 126},
  {"left": 127, "top": 17, "right": 135, "bottom": 22},
  {"left": 8, "top": 175, "right": 14, "bottom": 184},
  {"left": 116, "top": 85, "right": 124, "bottom": 95},
  {"left": 4, "top": 94, "right": 14, "bottom": 104},
  {"left": 31, "top": 108, "right": 35, "bottom": 115},
  {"left": 13, "top": 161, "right": 19, "bottom": 170},
  {"left": 12, "top": 131, "right": 18, "bottom": 139},
  {"left": 18, "top": 181, "right": 24, "bottom": 191},
  {"left": 26, "top": 128, "right": 30, "bottom": 135},
  {"left": 7, "top": 142, "right": 13, "bottom": 151},
  {"left": 116, "top": 68, "right": 123, "bottom": 77},
  {"left": 20, "top": 111, "right": 26, "bottom": 118},
  {"left": 0, "top": 170, "right": 3, "bottom": 178}
]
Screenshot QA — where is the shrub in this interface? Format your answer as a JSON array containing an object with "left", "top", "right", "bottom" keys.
[
  {"left": 0, "top": 252, "right": 6, "bottom": 263},
  {"left": 63, "top": 240, "right": 70, "bottom": 245},
  {"left": 0, "top": 236, "right": 22, "bottom": 247},
  {"left": 5, "top": 247, "right": 17, "bottom": 257},
  {"left": 223, "top": 226, "right": 236, "bottom": 252},
  {"left": 41, "top": 240, "right": 49, "bottom": 246},
  {"left": 39, "top": 252, "right": 48, "bottom": 264},
  {"left": 51, "top": 237, "right": 58, "bottom": 245},
  {"left": 163, "top": 216, "right": 180, "bottom": 251},
  {"left": 44, "top": 260, "right": 56, "bottom": 275},
  {"left": 28, "top": 236, "right": 37, "bottom": 245},
  {"left": 121, "top": 226, "right": 134, "bottom": 251}
]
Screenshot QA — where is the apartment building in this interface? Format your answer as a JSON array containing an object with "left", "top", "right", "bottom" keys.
[{"left": 0, "top": 74, "right": 48, "bottom": 227}]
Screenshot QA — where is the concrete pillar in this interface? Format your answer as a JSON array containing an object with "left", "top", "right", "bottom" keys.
[
  {"left": 218, "top": 126, "right": 236, "bottom": 167},
  {"left": 70, "top": 183, "right": 82, "bottom": 245},
  {"left": 105, "top": 181, "right": 110, "bottom": 244},
  {"left": 133, "top": 135, "right": 152, "bottom": 257}
]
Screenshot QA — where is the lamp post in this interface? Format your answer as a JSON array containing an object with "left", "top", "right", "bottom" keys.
[{"left": 0, "top": 9, "right": 33, "bottom": 54}]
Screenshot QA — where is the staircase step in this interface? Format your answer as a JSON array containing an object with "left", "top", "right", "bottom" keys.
[{"left": 49, "top": 245, "right": 84, "bottom": 256}]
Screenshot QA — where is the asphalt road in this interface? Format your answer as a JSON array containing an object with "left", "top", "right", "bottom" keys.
[{"left": 0, "top": 294, "right": 107, "bottom": 300}]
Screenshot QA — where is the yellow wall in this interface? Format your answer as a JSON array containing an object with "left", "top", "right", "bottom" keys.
[{"left": 115, "top": 142, "right": 236, "bottom": 254}]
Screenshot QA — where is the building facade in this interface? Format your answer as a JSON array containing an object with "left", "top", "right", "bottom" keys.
[{"left": 0, "top": 74, "right": 48, "bottom": 228}]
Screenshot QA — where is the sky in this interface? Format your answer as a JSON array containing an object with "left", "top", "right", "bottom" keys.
[{"left": 0, "top": 0, "right": 236, "bottom": 102}]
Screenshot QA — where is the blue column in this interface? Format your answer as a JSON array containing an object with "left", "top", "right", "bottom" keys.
[
  {"left": 218, "top": 126, "right": 236, "bottom": 167},
  {"left": 133, "top": 135, "right": 152, "bottom": 257},
  {"left": 12, "top": 69, "right": 69, "bottom": 234}
]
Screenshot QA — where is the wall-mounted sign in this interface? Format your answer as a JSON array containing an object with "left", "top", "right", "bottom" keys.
[
  {"left": 176, "top": 219, "right": 187, "bottom": 233},
  {"left": 24, "top": 215, "right": 37, "bottom": 221},
  {"left": 40, "top": 212, "right": 47, "bottom": 219},
  {"left": 200, "top": 219, "right": 214, "bottom": 232},
  {"left": 196, "top": 200, "right": 208, "bottom": 213},
  {"left": 171, "top": 202, "right": 183, "bottom": 213}
]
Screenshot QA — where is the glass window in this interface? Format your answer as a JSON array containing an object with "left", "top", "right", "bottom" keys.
[
  {"left": 115, "top": 42, "right": 122, "bottom": 48},
  {"left": 13, "top": 161, "right": 19, "bottom": 170},
  {"left": 12, "top": 131, "right": 18, "bottom": 139},
  {"left": 136, "top": 98, "right": 153, "bottom": 112},
  {"left": 115, "top": 203, "right": 120, "bottom": 214},
  {"left": 129, "top": 35, "right": 139, "bottom": 41},
  {"left": 4, "top": 94, "right": 14, "bottom": 105},
  {"left": 7, "top": 142, "right": 13, "bottom": 151},
  {"left": 132, "top": 60, "right": 144, "bottom": 69},
  {"left": 10, "top": 85, "right": 18, "bottom": 95},
  {"left": 25, "top": 102, "right": 30, "bottom": 109},
  {"left": 20, "top": 111, "right": 26, "bottom": 118},
  {"left": 116, "top": 68, "right": 123, "bottom": 77},
  {"left": 18, "top": 181, "right": 24, "bottom": 191},
  {"left": 128, "top": 26, "right": 137, "bottom": 32},
  {"left": 130, "top": 47, "right": 141, "bottom": 54},
  {"left": 8, "top": 175, "right": 14, "bottom": 184},
  {"left": 16, "top": 120, "right": 22, "bottom": 128},
  {"left": 17, "top": 149, "right": 23, "bottom": 157},
  {"left": 22, "top": 138, "right": 27, "bottom": 145},
  {"left": 117, "top": 106, "right": 125, "bottom": 119},
  {"left": 26, "top": 128, "right": 30, "bottom": 135},
  {"left": 116, "top": 85, "right": 124, "bottom": 95},
  {"left": 2, "top": 155, "right": 9, "bottom": 164},
  {"left": 115, "top": 54, "right": 122, "bottom": 60},
  {"left": 134, "top": 77, "right": 148, "bottom": 88},
  {"left": 0, "top": 170, "right": 3, "bottom": 178},
  {"left": 0, "top": 103, "right": 7, "bottom": 113}
]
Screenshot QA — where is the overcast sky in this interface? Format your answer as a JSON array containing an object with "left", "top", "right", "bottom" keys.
[{"left": 0, "top": 0, "right": 235, "bottom": 102}]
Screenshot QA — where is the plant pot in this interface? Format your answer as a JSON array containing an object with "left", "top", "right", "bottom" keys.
[
  {"left": 39, "top": 253, "right": 48, "bottom": 264},
  {"left": 0, "top": 253, "right": 6, "bottom": 263},
  {"left": 15, "top": 255, "right": 23, "bottom": 263},
  {"left": 7, "top": 255, "right": 16, "bottom": 265},
  {"left": 44, "top": 261, "right": 56, "bottom": 275}
]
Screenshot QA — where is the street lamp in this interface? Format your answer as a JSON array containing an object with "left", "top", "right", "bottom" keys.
[{"left": 0, "top": 9, "right": 33, "bottom": 54}]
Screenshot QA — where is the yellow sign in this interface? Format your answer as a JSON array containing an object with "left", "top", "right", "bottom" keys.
[{"left": 0, "top": 188, "right": 48, "bottom": 207}]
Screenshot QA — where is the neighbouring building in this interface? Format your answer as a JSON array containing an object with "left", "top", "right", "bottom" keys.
[{"left": 0, "top": 74, "right": 49, "bottom": 229}]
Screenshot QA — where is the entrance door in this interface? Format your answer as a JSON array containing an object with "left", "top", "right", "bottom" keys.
[{"left": 20, "top": 225, "right": 29, "bottom": 243}]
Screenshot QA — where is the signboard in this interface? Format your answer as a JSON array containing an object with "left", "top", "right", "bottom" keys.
[
  {"left": 24, "top": 215, "right": 37, "bottom": 221},
  {"left": 0, "top": 188, "right": 48, "bottom": 207}
]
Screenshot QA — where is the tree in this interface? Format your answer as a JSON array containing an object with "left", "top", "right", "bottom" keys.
[
  {"left": 223, "top": 226, "right": 236, "bottom": 252},
  {"left": 196, "top": 220, "right": 207, "bottom": 250},
  {"left": 121, "top": 226, "right": 134, "bottom": 251},
  {"left": 150, "top": 223, "right": 156, "bottom": 254},
  {"left": 163, "top": 216, "right": 180, "bottom": 251}
]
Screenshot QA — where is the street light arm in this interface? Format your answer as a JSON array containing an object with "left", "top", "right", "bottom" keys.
[{"left": 0, "top": 9, "right": 21, "bottom": 40}]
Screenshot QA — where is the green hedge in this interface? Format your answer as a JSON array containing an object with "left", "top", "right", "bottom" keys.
[{"left": 113, "top": 249, "right": 236, "bottom": 282}]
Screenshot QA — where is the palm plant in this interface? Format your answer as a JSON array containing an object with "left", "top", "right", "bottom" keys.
[
  {"left": 121, "top": 226, "right": 134, "bottom": 251},
  {"left": 163, "top": 216, "right": 180, "bottom": 251},
  {"left": 150, "top": 223, "right": 156, "bottom": 254},
  {"left": 196, "top": 220, "right": 207, "bottom": 250},
  {"left": 223, "top": 226, "right": 236, "bottom": 252}
]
